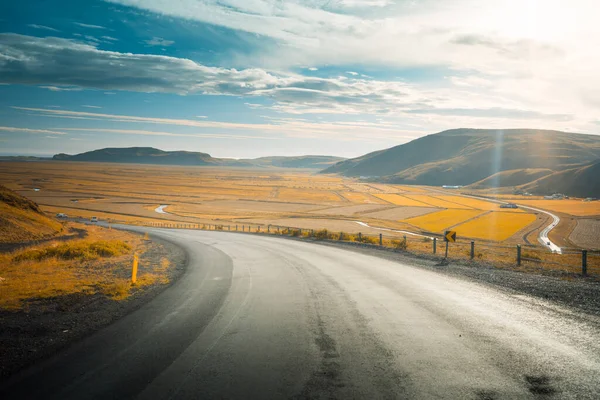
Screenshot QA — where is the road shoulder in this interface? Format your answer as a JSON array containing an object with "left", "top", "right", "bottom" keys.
[{"left": 0, "top": 236, "right": 187, "bottom": 381}]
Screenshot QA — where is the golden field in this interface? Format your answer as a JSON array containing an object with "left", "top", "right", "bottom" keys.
[
  {"left": 0, "top": 223, "right": 172, "bottom": 310},
  {"left": 1, "top": 161, "right": 596, "bottom": 247},
  {"left": 403, "top": 209, "right": 487, "bottom": 233},
  {"left": 515, "top": 200, "right": 600, "bottom": 217},
  {"left": 453, "top": 212, "right": 538, "bottom": 241}
]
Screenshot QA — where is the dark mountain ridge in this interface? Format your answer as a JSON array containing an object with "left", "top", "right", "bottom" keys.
[{"left": 52, "top": 147, "right": 344, "bottom": 169}]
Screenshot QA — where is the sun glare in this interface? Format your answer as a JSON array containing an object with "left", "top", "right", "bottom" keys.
[{"left": 482, "top": 0, "right": 578, "bottom": 41}]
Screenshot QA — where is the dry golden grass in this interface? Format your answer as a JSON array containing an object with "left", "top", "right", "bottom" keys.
[
  {"left": 403, "top": 209, "right": 486, "bottom": 233},
  {"left": 394, "top": 185, "right": 431, "bottom": 193},
  {"left": 277, "top": 188, "right": 343, "bottom": 203},
  {"left": 0, "top": 223, "right": 171, "bottom": 310},
  {"left": 0, "top": 161, "right": 585, "bottom": 248},
  {"left": 403, "top": 195, "right": 472, "bottom": 209},
  {"left": 340, "top": 191, "right": 387, "bottom": 204},
  {"left": 454, "top": 212, "right": 537, "bottom": 241},
  {"left": 434, "top": 195, "right": 524, "bottom": 212},
  {"left": 0, "top": 202, "right": 63, "bottom": 243},
  {"left": 516, "top": 200, "right": 600, "bottom": 216},
  {"left": 372, "top": 193, "right": 431, "bottom": 207}
]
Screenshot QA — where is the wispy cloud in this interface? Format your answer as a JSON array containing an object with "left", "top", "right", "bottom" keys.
[
  {"left": 40, "top": 86, "right": 83, "bottom": 92},
  {"left": 82, "top": 105, "right": 102, "bottom": 109},
  {"left": 12, "top": 107, "right": 423, "bottom": 141},
  {"left": 60, "top": 128, "right": 275, "bottom": 140},
  {"left": 27, "top": 24, "right": 59, "bottom": 32},
  {"left": 346, "top": 71, "right": 358, "bottom": 76},
  {"left": 73, "top": 22, "right": 106, "bottom": 30},
  {"left": 1, "top": 33, "right": 580, "bottom": 125},
  {"left": 0, "top": 126, "right": 66, "bottom": 135},
  {"left": 144, "top": 37, "right": 174, "bottom": 46}
]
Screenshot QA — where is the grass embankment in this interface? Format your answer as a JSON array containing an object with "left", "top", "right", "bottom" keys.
[
  {"left": 0, "top": 224, "right": 171, "bottom": 310},
  {"left": 0, "top": 185, "right": 63, "bottom": 242}
]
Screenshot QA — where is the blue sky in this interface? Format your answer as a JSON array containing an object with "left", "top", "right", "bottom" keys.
[{"left": 0, "top": 0, "right": 598, "bottom": 158}]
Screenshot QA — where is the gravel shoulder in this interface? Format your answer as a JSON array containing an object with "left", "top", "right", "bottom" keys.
[{"left": 0, "top": 236, "right": 187, "bottom": 381}]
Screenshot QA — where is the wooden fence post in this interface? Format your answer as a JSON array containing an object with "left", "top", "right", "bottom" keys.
[
  {"left": 379, "top": 233, "right": 383, "bottom": 246},
  {"left": 517, "top": 245, "right": 522, "bottom": 266},
  {"left": 582, "top": 250, "right": 588, "bottom": 276},
  {"left": 470, "top": 241, "right": 475, "bottom": 260},
  {"left": 433, "top": 237, "right": 437, "bottom": 254}
]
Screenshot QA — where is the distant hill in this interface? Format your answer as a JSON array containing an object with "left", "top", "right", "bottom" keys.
[
  {"left": 468, "top": 168, "right": 554, "bottom": 189},
  {"left": 53, "top": 147, "right": 238, "bottom": 166},
  {"left": 0, "top": 156, "right": 50, "bottom": 161},
  {"left": 244, "top": 155, "right": 346, "bottom": 169},
  {"left": 322, "top": 129, "right": 600, "bottom": 196},
  {"left": 521, "top": 160, "right": 600, "bottom": 198},
  {"left": 0, "top": 185, "right": 62, "bottom": 243},
  {"left": 53, "top": 147, "right": 344, "bottom": 169}
]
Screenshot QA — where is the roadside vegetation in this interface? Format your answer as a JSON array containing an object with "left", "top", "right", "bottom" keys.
[{"left": 0, "top": 223, "right": 174, "bottom": 310}]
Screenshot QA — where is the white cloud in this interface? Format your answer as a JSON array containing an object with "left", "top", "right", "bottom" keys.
[
  {"left": 73, "top": 22, "right": 106, "bottom": 30},
  {"left": 61, "top": 128, "right": 274, "bottom": 140},
  {"left": 144, "top": 37, "right": 174, "bottom": 46},
  {"left": 346, "top": 71, "right": 358, "bottom": 76},
  {"left": 39, "top": 86, "right": 83, "bottom": 92},
  {"left": 1, "top": 29, "right": 598, "bottom": 133},
  {"left": 28, "top": 24, "right": 59, "bottom": 32},
  {"left": 196, "top": 115, "right": 208, "bottom": 118},
  {"left": 82, "top": 105, "right": 102, "bottom": 109},
  {"left": 14, "top": 107, "right": 422, "bottom": 141},
  {"left": 103, "top": 0, "right": 599, "bottom": 130},
  {"left": 0, "top": 126, "right": 66, "bottom": 135},
  {"left": 307, "top": 67, "right": 318, "bottom": 71}
]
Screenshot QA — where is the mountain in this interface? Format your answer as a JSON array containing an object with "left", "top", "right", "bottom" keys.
[
  {"left": 322, "top": 129, "right": 600, "bottom": 195},
  {"left": 53, "top": 147, "right": 238, "bottom": 166},
  {"left": 244, "top": 155, "right": 346, "bottom": 169},
  {"left": 520, "top": 160, "right": 600, "bottom": 198},
  {"left": 0, "top": 185, "right": 63, "bottom": 243},
  {"left": 52, "top": 147, "right": 344, "bottom": 169},
  {"left": 468, "top": 168, "right": 554, "bottom": 189}
]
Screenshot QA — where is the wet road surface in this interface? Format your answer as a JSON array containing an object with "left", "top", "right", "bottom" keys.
[{"left": 2, "top": 228, "right": 599, "bottom": 399}]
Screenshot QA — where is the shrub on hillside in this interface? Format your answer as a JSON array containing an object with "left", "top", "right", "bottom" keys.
[
  {"left": 314, "top": 229, "right": 330, "bottom": 240},
  {"left": 14, "top": 240, "right": 131, "bottom": 262}
]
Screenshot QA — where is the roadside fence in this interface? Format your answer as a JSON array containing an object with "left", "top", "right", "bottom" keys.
[{"left": 102, "top": 218, "right": 599, "bottom": 278}]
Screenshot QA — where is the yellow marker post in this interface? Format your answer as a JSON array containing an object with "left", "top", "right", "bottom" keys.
[{"left": 131, "top": 253, "right": 139, "bottom": 284}]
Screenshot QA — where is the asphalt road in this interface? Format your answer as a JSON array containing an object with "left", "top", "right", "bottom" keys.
[
  {"left": 2, "top": 228, "right": 600, "bottom": 399},
  {"left": 515, "top": 205, "right": 562, "bottom": 254}
]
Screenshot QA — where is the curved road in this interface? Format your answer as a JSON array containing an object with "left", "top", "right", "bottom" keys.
[
  {"left": 514, "top": 204, "right": 562, "bottom": 254},
  {"left": 2, "top": 229, "right": 599, "bottom": 399}
]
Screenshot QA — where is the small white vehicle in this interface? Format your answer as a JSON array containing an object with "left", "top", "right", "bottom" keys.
[
  {"left": 90, "top": 216, "right": 98, "bottom": 223},
  {"left": 56, "top": 213, "right": 68, "bottom": 219}
]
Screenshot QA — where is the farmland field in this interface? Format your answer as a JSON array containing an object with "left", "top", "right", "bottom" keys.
[
  {"left": 403, "top": 209, "right": 487, "bottom": 233},
  {"left": 569, "top": 219, "right": 600, "bottom": 249},
  {"left": 372, "top": 194, "right": 431, "bottom": 207},
  {"left": 0, "top": 160, "right": 590, "bottom": 246},
  {"left": 453, "top": 212, "right": 538, "bottom": 241},
  {"left": 515, "top": 200, "right": 600, "bottom": 217}
]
